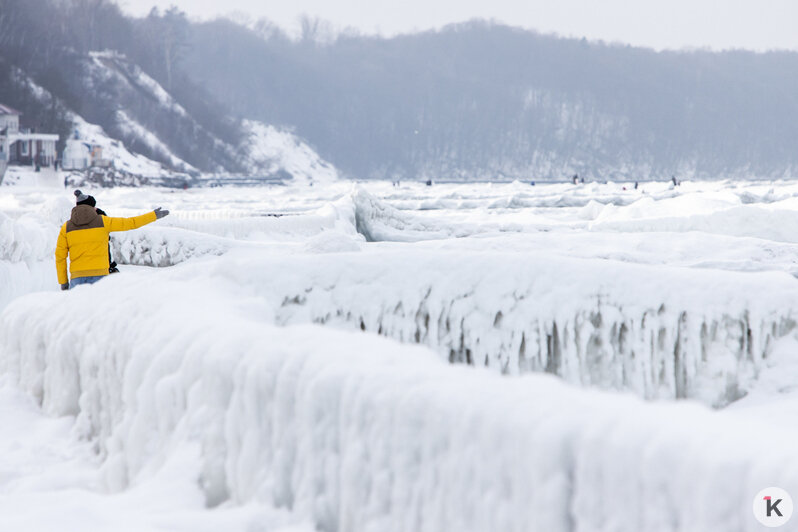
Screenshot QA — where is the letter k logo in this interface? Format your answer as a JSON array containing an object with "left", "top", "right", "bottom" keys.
[
  {"left": 754, "top": 487, "right": 792, "bottom": 527},
  {"left": 765, "top": 496, "right": 784, "bottom": 518}
]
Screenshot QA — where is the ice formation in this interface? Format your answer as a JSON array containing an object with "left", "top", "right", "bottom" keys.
[
  {"left": 3, "top": 186, "right": 798, "bottom": 406},
  {"left": 1, "top": 274, "right": 797, "bottom": 532},
  {"left": 3, "top": 180, "right": 798, "bottom": 530}
]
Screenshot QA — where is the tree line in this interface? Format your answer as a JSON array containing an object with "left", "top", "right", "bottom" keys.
[{"left": 185, "top": 18, "right": 798, "bottom": 180}]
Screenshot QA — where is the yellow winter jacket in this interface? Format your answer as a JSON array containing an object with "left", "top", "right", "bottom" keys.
[{"left": 55, "top": 205, "right": 157, "bottom": 284}]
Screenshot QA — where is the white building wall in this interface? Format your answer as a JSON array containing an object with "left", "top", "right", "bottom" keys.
[
  {"left": 0, "top": 115, "right": 19, "bottom": 133},
  {"left": 0, "top": 113, "right": 17, "bottom": 163}
]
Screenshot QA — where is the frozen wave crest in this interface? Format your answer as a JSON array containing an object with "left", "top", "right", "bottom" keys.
[
  {"left": 351, "top": 187, "right": 473, "bottom": 241},
  {"left": 0, "top": 278, "right": 795, "bottom": 532}
]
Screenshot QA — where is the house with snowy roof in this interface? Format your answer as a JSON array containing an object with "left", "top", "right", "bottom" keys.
[{"left": 0, "top": 103, "right": 59, "bottom": 168}]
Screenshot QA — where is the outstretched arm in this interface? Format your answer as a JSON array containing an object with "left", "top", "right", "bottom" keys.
[
  {"left": 55, "top": 224, "right": 69, "bottom": 285},
  {"left": 103, "top": 210, "right": 160, "bottom": 232}
]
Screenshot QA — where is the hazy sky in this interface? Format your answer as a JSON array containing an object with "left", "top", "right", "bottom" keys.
[{"left": 117, "top": 0, "right": 798, "bottom": 51}]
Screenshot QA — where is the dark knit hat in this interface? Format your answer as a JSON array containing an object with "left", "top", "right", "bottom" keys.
[{"left": 74, "top": 189, "right": 96, "bottom": 207}]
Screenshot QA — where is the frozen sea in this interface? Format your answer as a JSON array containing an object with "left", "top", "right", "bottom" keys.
[{"left": 2, "top": 177, "right": 798, "bottom": 531}]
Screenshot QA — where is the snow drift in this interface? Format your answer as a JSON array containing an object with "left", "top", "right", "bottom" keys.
[{"left": 1, "top": 275, "right": 796, "bottom": 532}]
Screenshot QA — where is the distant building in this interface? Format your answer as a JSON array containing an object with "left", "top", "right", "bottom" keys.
[
  {"left": 62, "top": 129, "right": 91, "bottom": 170},
  {"left": 0, "top": 103, "right": 19, "bottom": 135},
  {"left": 0, "top": 103, "right": 59, "bottom": 167},
  {"left": 90, "top": 143, "right": 113, "bottom": 167},
  {"left": 61, "top": 129, "right": 109, "bottom": 170}
]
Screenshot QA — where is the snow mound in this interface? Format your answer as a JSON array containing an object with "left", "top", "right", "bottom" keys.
[
  {"left": 0, "top": 261, "right": 52, "bottom": 311},
  {"left": 302, "top": 231, "right": 362, "bottom": 253},
  {"left": 0, "top": 210, "right": 54, "bottom": 263},
  {"left": 0, "top": 276, "right": 796, "bottom": 531}
]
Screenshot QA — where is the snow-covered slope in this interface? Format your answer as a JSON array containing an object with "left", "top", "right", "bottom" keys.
[
  {"left": 112, "top": 110, "right": 197, "bottom": 174},
  {"left": 2, "top": 57, "right": 183, "bottom": 181},
  {"left": 4, "top": 50, "right": 341, "bottom": 184},
  {"left": 242, "top": 119, "right": 339, "bottom": 184},
  {"left": 82, "top": 51, "right": 339, "bottom": 182},
  {"left": 84, "top": 50, "right": 229, "bottom": 173},
  {"left": 68, "top": 115, "right": 176, "bottom": 177}
]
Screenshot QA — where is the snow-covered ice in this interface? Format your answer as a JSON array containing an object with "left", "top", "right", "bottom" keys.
[
  {"left": 2, "top": 178, "right": 798, "bottom": 530},
  {"left": 0, "top": 375, "right": 314, "bottom": 532}
]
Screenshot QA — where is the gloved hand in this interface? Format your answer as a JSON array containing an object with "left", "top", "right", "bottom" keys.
[
  {"left": 154, "top": 207, "right": 170, "bottom": 219},
  {"left": 61, "top": 283, "right": 69, "bottom": 291}
]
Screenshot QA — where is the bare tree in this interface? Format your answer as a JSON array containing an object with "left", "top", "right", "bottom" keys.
[
  {"left": 254, "top": 17, "right": 288, "bottom": 42},
  {"left": 160, "top": 7, "right": 189, "bottom": 90},
  {"left": 298, "top": 14, "right": 335, "bottom": 45}
]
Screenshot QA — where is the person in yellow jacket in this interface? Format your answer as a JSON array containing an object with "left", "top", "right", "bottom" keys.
[{"left": 55, "top": 190, "right": 170, "bottom": 290}]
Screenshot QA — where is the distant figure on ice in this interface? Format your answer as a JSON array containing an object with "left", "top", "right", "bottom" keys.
[
  {"left": 425, "top": 179, "right": 432, "bottom": 186},
  {"left": 55, "top": 190, "right": 169, "bottom": 290},
  {"left": 634, "top": 181, "right": 639, "bottom": 190},
  {"left": 671, "top": 175, "right": 680, "bottom": 186},
  {"left": 572, "top": 174, "right": 579, "bottom": 185},
  {"left": 530, "top": 180, "right": 535, "bottom": 186}
]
